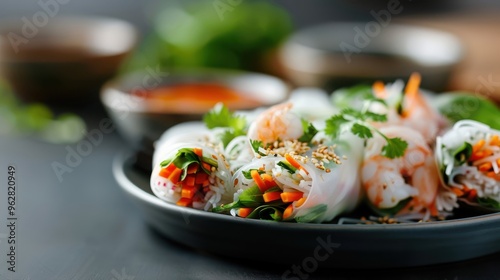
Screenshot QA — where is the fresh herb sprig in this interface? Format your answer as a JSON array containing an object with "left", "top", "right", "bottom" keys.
[
  {"left": 203, "top": 103, "right": 247, "bottom": 147},
  {"left": 325, "top": 99, "right": 408, "bottom": 159}
]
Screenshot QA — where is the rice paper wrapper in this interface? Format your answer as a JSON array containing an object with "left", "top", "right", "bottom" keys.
[
  {"left": 151, "top": 142, "right": 234, "bottom": 210},
  {"left": 292, "top": 135, "right": 363, "bottom": 223},
  {"left": 232, "top": 133, "right": 363, "bottom": 223}
]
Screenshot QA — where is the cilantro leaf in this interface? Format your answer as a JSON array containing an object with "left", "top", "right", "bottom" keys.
[
  {"left": 364, "top": 112, "right": 387, "bottom": 122},
  {"left": 381, "top": 137, "right": 408, "bottom": 159},
  {"left": 203, "top": 103, "right": 247, "bottom": 147},
  {"left": 250, "top": 139, "right": 266, "bottom": 156},
  {"left": 325, "top": 115, "right": 348, "bottom": 138},
  {"left": 351, "top": 123, "right": 373, "bottom": 139},
  {"left": 298, "top": 119, "right": 319, "bottom": 143}
]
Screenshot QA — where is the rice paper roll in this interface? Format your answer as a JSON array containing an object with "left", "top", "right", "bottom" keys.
[
  {"left": 151, "top": 142, "right": 233, "bottom": 211},
  {"left": 362, "top": 126, "right": 454, "bottom": 220},
  {"left": 214, "top": 132, "right": 363, "bottom": 223},
  {"left": 436, "top": 120, "right": 500, "bottom": 210}
]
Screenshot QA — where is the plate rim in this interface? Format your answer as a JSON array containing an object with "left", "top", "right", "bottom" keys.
[{"left": 113, "top": 152, "right": 500, "bottom": 231}]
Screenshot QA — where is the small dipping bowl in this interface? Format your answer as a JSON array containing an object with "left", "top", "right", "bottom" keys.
[
  {"left": 280, "top": 22, "right": 463, "bottom": 92},
  {"left": 100, "top": 68, "right": 289, "bottom": 149},
  {"left": 0, "top": 16, "right": 137, "bottom": 104}
]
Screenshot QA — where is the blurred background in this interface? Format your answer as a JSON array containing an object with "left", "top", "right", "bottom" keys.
[{"left": 0, "top": 0, "right": 499, "bottom": 145}]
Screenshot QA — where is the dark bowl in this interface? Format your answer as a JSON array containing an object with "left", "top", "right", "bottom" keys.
[
  {"left": 100, "top": 68, "right": 290, "bottom": 150},
  {"left": 280, "top": 22, "right": 464, "bottom": 92},
  {"left": 0, "top": 16, "right": 137, "bottom": 104}
]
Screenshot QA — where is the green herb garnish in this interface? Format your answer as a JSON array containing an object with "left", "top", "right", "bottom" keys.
[
  {"left": 203, "top": 103, "right": 247, "bottom": 147},
  {"left": 325, "top": 105, "right": 408, "bottom": 159},
  {"left": 298, "top": 119, "right": 319, "bottom": 143},
  {"left": 160, "top": 148, "right": 218, "bottom": 180},
  {"left": 452, "top": 142, "right": 473, "bottom": 165}
]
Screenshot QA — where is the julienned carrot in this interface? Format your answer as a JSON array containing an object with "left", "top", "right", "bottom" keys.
[
  {"left": 168, "top": 167, "right": 183, "bottom": 184},
  {"left": 470, "top": 149, "right": 493, "bottom": 161},
  {"left": 295, "top": 197, "right": 306, "bottom": 207},
  {"left": 490, "top": 135, "right": 500, "bottom": 146},
  {"left": 237, "top": 208, "right": 253, "bottom": 218},
  {"left": 184, "top": 175, "right": 196, "bottom": 187},
  {"left": 177, "top": 197, "right": 192, "bottom": 207},
  {"left": 263, "top": 191, "right": 282, "bottom": 202},
  {"left": 451, "top": 188, "right": 464, "bottom": 197},
  {"left": 193, "top": 148, "right": 203, "bottom": 158},
  {"left": 372, "top": 81, "right": 386, "bottom": 98},
  {"left": 251, "top": 170, "right": 267, "bottom": 193},
  {"left": 285, "top": 154, "right": 308, "bottom": 175},
  {"left": 181, "top": 185, "right": 197, "bottom": 199},
  {"left": 159, "top": 163, "right": 177, "bottom": 178},
  {"left": 202, "top": 162, "right": 212, "bottom": 172},
  {"left": 478, "top": 162, "right": 492, "bottom": 172},
  {"left": 472, "top": 139, "right": 485, "bottom": 153},
  {"left": 404, "top": 72, "right": 421, "bottom": 98},
  {"left": 261, "top": 174, "right": 277, "bottom": 191},
  {"left": 283, "top": 204, "right": 294, "bottom": 220},
  {"left": 280, "top": 192, "right": 304, "bottom": 203}
]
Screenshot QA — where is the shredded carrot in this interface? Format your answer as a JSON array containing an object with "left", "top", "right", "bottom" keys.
[
  {"left": 490, "top": 135, "right": 500, "bottom": 146},
  {"left": 159, "top": 163, "right": 177, "bottom": 178},
  {"left": 263, "top": 191, "right": 282, "bottom": 203},
  {"left": 251, "top": 170, "right": 267, "bottom": 193},
  {"left": 451, "top": 188, "right": 464, "bottom": 197},
  {"left": 176, "top": 197, "right": 192, "bottom": 207},
  {"left": 168, "top": 167, "right": 183, "bottom": 184},
  {"left": 471, "top": 148, "right": 493, "bottom": 161},
  {"left": 181, "top": 185, "right": 197, "bottom": 199},
  {"left": 372, "top": 80, "right": 387, "bottom": 98},
  {"left": 486, "top": 172, "right": 499, "bottom": 179},
  {"left": 261, "top": 174, "right": 277, "bottom": 190},
  {"left": 187, "top": 163, "right": 199, "bottom": 174},
  {"left": 201, "top": 162, "right": 212, "bottom": 172},
  {"left": 404, "top": 72, "right": 421, "bottom": 99},
  {"left": 479, "top": 162, "right": 493, "bottom": 172},
  {"left": 295, "top": 197, "right": 306, "bottom": 207},
  {"left": 183, "top": 175, "right": 196, "bottom": 187},
  {"left": 280, "top": 192, "right": 304, "bottom": 203},
  {"left": 193, "top": 148, "right": 203, "bottom": 158},
  {"left": 285, "top": 154, "right": 308, "bottom": 175},
  {"left": 472, "top": 139, "right": 485, "bottom": 153},
  {"left": 237, "top": 208, "right": 253, "bottom": 218},
  {"left": 283, "top": 204, "right": 294, "bottom": 220}
]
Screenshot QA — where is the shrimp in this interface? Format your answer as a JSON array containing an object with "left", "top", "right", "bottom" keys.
[
  {"left": 371, "top": 73, "right": 447, "bottom": 144},
  {"left": 247, "top": 102, "right": 303, "bottom": 145},
  {"left": 362, "top": 126, "right": 440, "bottom": 217}
]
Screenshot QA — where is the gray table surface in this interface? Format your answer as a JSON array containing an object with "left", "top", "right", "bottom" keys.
[{"left": 0, "top": 106, "right": 500, "bottom": 280}]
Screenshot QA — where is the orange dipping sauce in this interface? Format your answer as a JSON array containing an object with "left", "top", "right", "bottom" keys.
[{"left": 133, "top": 83, "right": 263, "bottom": 113}]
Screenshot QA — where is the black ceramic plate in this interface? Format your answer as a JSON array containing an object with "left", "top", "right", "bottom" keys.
[{"left": 113, "top": 153, "right": 500, "bottom": 269}]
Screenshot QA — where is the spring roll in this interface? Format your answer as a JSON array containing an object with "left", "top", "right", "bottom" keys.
[
  {"left": 214, "top": 133, "right": 363, "bottom": 223},
  {"left": 151, "top": 142, "right": 233, "bottom": 211},
  {"left": 362, "top": 126, "right": 455, "bottom": 220},
  {"left": 436, "top": 120, "right": 500, "bottom": 210}
]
